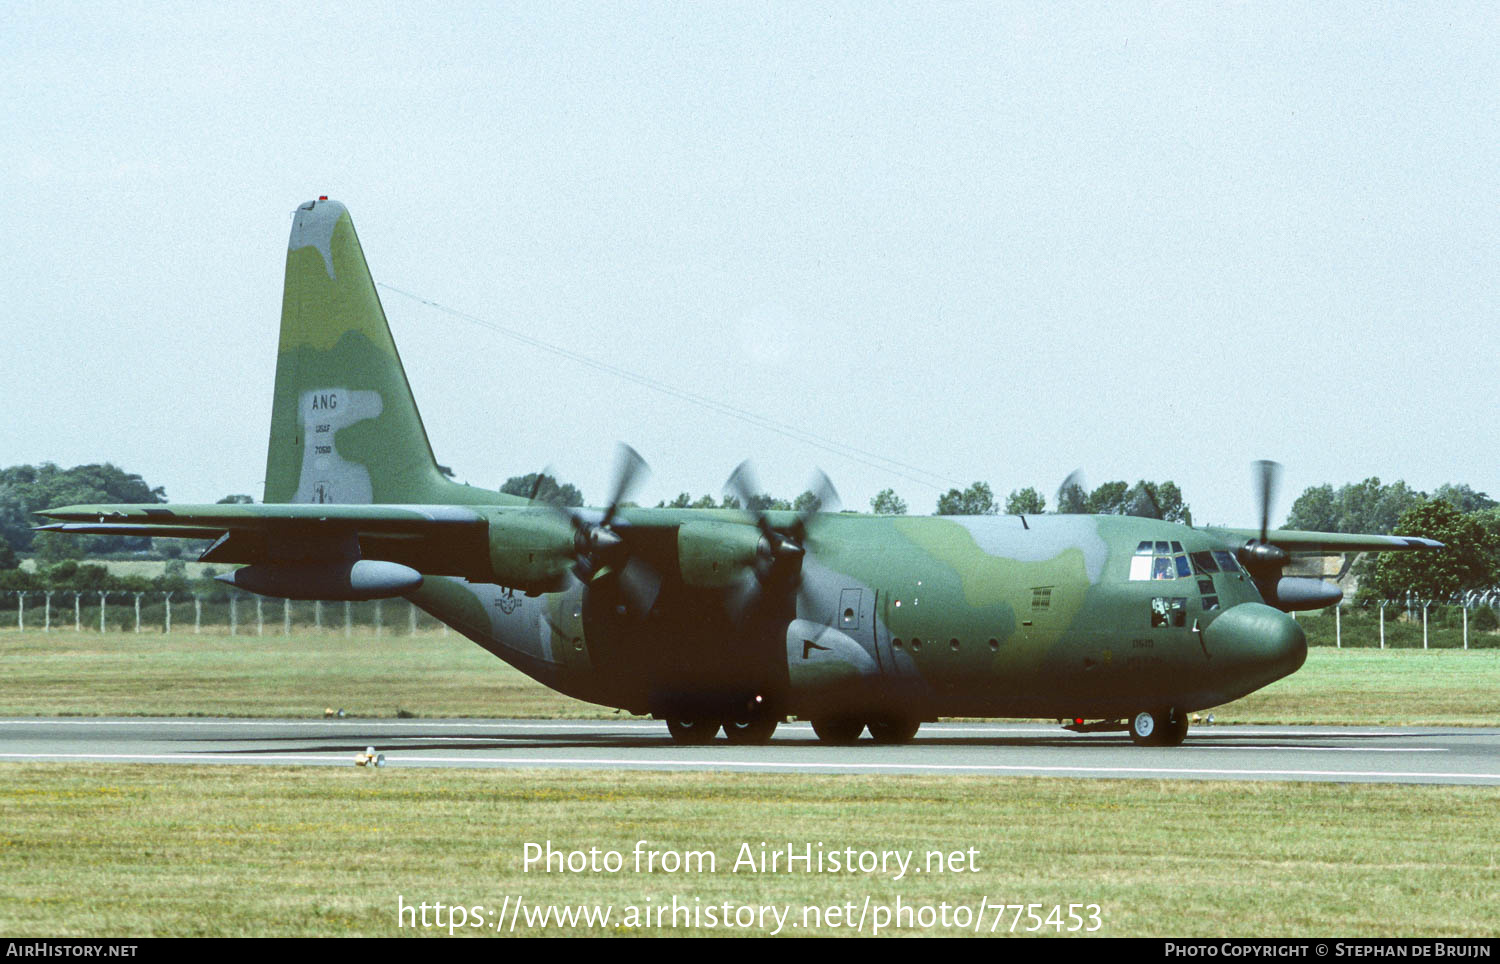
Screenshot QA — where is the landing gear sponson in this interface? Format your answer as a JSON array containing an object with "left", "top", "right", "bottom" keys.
[{"left": 663, "top": 715, "right": 924, "bottom": 745}]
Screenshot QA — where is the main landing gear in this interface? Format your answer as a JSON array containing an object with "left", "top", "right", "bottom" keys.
[
  {"left": 664, "top": 718, "right": 721, "bottom": 745},
  {"left": 664, "top": 716, "right": 782, "bottom": 745},
  {"left": 1128, "top": 708, "right": 1189, "bottom": 747},
  {"left": 723, "top": 717, "right": 779, "bottom": 745}
]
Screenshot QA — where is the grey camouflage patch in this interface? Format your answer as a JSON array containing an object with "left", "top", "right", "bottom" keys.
[{"left": 293, "top": 388, "right": 382, "bottom": 504}]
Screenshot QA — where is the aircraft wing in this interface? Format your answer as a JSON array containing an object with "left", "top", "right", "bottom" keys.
[
  {"left": 36, "top": 503, "right": 496, "bottom": 577},
  {"left": 1203, "top": 527, "right": 1444, "bottom": 555}
]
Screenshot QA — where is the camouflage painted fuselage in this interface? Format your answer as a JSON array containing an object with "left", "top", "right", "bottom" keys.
[{"left": 411, "top": 509, "right": 1304, "bottom": 721}]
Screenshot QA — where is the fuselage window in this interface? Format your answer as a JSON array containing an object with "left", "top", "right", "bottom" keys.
[
  {"left": 1190, "top": 551, "right": 1219, "bottom": 574},
  {"left": 1173, "top": 555, "right": 1191, "bottom": 578},
  {"left": 1135, "top": 541, "right": 1153, "bottom": 555},
  {"left": 1212, "top": 550, "right": 1241, "bottom": 573},
  {"left": 1151, "top": 556, "right": 1174, "bottom": 580},
  {"left": 1129, "top": 555, "right": 1153, "bottom": 580}
]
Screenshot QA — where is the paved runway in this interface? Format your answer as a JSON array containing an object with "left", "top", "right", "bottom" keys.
[{"left": 2, "top": 718, "right": 1498, "bottom": 785}]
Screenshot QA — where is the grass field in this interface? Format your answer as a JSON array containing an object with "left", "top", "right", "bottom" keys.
[
  {"left": 0, "top": 764, "right": 1494, "bottom": 937},
  {"left": 0, "top": 629, "right": 1497, "bottom": 725}
]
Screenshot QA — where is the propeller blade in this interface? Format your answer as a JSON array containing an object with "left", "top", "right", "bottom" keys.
[
  {"left": 799, "top": 469, "right": 840, "bottom": 523},
  {"left": 601, "top": 443, "right": 650, "bottom": 527},
  {"left": 725, "top": 571, "right": 762, "bottom": 627},
  {"left": 1253, "top": 460, "right": 1282, "bottom": 543},
  {"left": 721, "top": 460, "right": 845, "bottom": 632},
  {"left": 1056, "top": 469, "right": 1088, "bottom": 514},
  {"left": 724, "top": 459, "right": 759, "bottom": 511},
  {"left": 724, "top": 460, "right": 778, "bottom": 543},
  {"left": 617, "top": 557, "right": 662, "bottom": 617},
  {"left": 522, "top": 466, "right": 582, "bottom": 545},
  {"left": 1126, "top": 482, "right": 1163, "bottom": 520}
]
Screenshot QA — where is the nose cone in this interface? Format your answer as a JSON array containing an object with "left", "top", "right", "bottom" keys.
[{"left": 1203, "top": 602, "right": 1308, "bottom": 693}]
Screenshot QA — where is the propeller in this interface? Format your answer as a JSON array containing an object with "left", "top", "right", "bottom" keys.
[
  {"left": 1126, "top": 482, "right": 1163, "bottom": 520},
  {"left": 1055, "top": 469, "right": 1088, "bottom": 514},
  {"left": 1253, "top": 459, "right": 1281, "bottom": 544},
  {"left": 528, "top": 443, "right": 661, "bottom": 616},
  {"left": 1240, "top": 459, "right": 1288, "bottom": 568},
  {"left": 1055, "top": 470, "right": 1160, "bottom": 518},
  {"left": 722, "top": 460, "right": 840, "bottom": 626}
]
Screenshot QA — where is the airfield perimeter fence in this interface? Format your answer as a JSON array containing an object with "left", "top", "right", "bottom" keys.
[
  {"left": 1, "top": 588, "right": 1498, "bottom": 649},
  {"left": 0, "top": 589, "right": 452, "bottom": 637}
]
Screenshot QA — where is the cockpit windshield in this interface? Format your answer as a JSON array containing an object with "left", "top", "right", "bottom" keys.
[{"left": 1130, "top": 540, "right": 1240, "bottom": 581}]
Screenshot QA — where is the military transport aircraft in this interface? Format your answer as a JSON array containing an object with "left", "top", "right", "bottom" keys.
[{"left": 37, "top": 199, "right": 1443, "bottom": 747}]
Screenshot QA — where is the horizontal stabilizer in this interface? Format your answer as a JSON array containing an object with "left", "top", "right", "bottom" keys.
[
  {"left": 39, "top": 502, "right": 486, "bottom": 530},
  {"left": 35, "top": 523, "right": 229, "bottom": 541},
  {"left": 38, "top": 502, "right": 492, "bottom": 578}
]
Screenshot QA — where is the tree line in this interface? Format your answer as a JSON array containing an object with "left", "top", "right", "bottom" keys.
[{"left": 3, "top": 463, "right": 1498, "bottom": 605}]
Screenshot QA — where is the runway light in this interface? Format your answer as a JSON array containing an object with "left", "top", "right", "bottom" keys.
[
  {"left": 1073, "top": 717, "right": 1084, "bottom": 725},
  {"left": 324, "top": 707, "right": 335, "bottom": 718}
]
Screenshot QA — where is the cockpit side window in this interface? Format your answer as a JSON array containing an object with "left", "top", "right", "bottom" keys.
[{"left": 1212, "top": 550, "right": 1242, "bottom": 573}]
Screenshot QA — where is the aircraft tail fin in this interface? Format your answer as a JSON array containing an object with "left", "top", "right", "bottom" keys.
[{"left": 263, "top": 199, "right": 504, "bottom": 506}]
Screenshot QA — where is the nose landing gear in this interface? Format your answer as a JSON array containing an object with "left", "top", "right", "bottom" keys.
[{"left": 1129, "top": 708, "right": 1189, "bottom": 747}]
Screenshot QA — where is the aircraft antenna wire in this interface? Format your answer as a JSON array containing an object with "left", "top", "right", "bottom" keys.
[{"left": 379, "top": 282, "right": 965, "bottom": 494}]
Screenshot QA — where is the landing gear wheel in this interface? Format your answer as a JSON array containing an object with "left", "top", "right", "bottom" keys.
[
  {"left": 1157, "top": 712, "right": 1189, "bottom": 747},
  {"left": 724, "top": 717, "right": 779, "bottom": 745},
  {"left": 867, "top": 717, "right": 920, "bottom": 745},
  {"left": 666, "top": 718, "right": 721, "bottom": 745},
  {"left": 811, "top": 717, "right": 865, "bottom": 745},
  {"left": 1129, "top": 710, "right": 1164, "bottom": 746}
]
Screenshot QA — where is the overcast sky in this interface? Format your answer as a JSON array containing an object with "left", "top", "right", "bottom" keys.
[{"left": 2, "top": 2, "right": 1495, "bottom": 525}]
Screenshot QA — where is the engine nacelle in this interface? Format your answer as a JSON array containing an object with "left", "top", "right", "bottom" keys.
[
  {"left": 677, "top": 520, "right": 762, "bottom": 588},
  {"left": 485, "top": 510, "right": 578, "bottom": 593}
]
